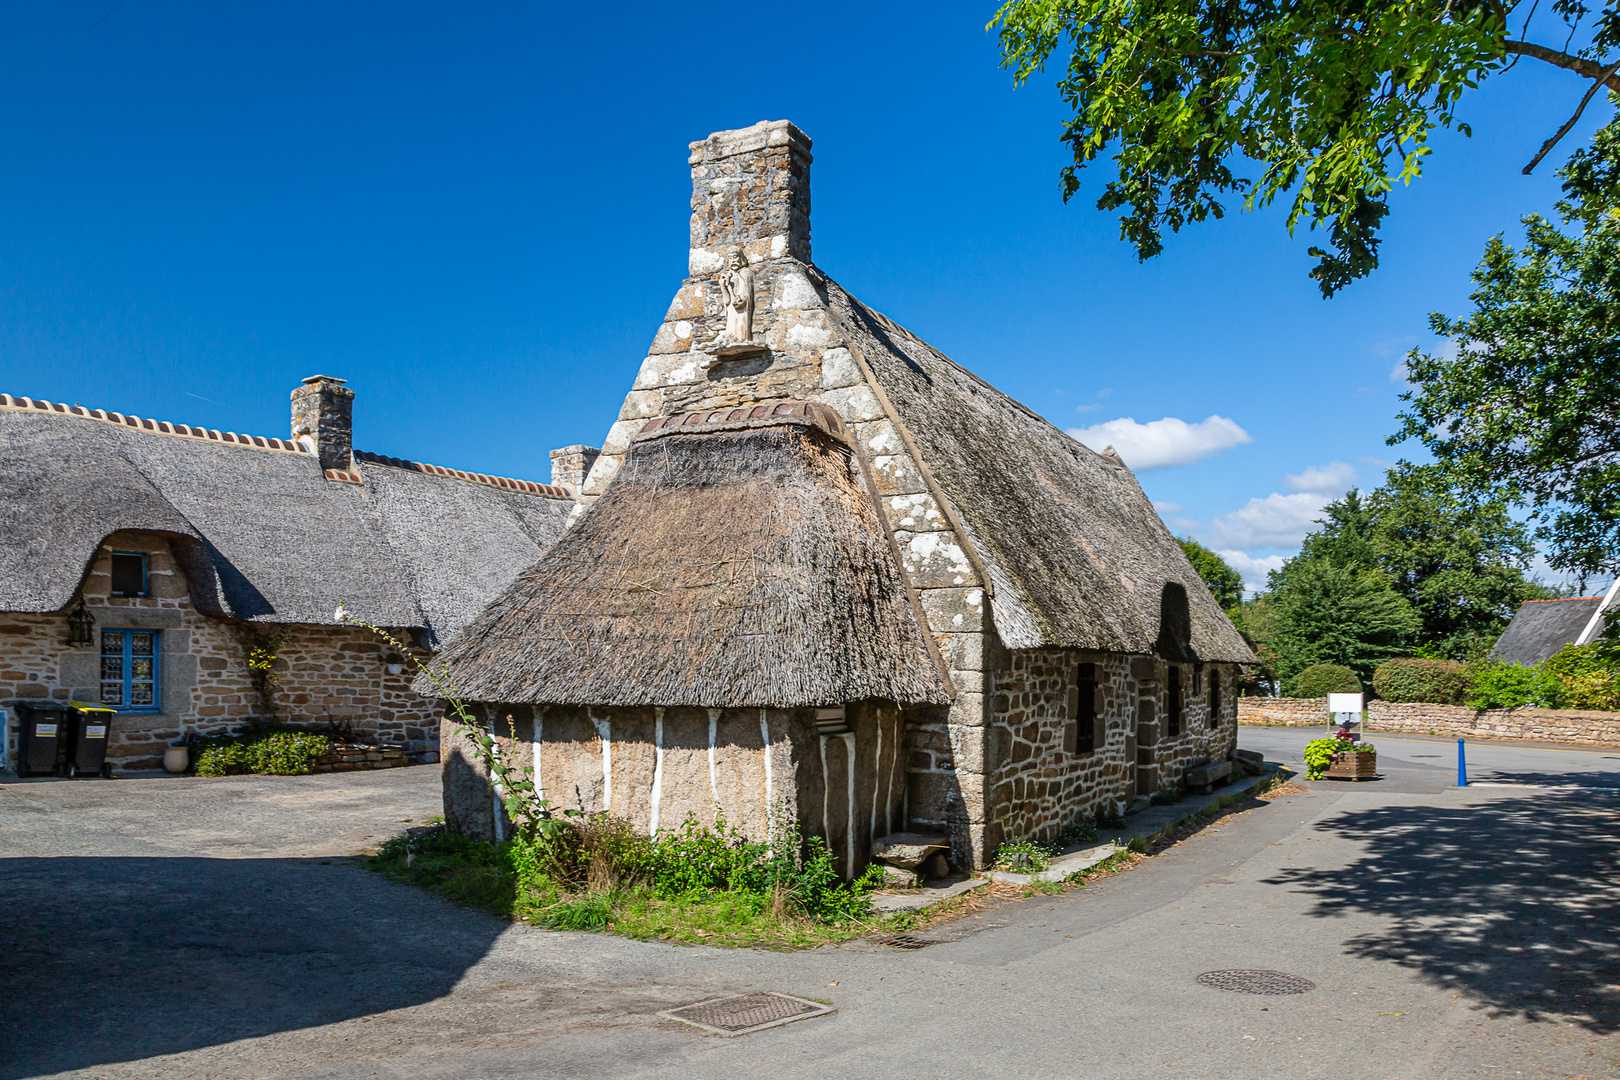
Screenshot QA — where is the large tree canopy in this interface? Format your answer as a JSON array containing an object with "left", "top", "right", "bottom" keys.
[
  {"left": 991, "top": 0, "right": 1620, "bottom": 294},
  {"left": 1394, "top": 114, "right": 1620, "bottom": 576}
]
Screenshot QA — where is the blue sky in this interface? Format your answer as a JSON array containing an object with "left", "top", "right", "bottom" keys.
[{"left": 0, "top": 2, "right": 1607, "bottom": 592}]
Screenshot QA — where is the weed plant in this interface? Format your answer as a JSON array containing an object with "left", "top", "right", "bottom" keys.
[{"left": 188, "top": 724, "right": 329, "bottom": 776}]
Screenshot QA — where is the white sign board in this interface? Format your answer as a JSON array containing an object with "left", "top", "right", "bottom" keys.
[{"left": 1327, "top": 693, "right": 1364, "bottom": 714}]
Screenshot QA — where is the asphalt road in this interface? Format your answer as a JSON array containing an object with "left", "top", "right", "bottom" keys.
[{"left": 1, "top": 733, "right": 1616, "bottom": 1080}]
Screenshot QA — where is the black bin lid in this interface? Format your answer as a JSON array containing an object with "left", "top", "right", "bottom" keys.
[{"left": 14, "top": 701, "right": 72, "bottom": 718}]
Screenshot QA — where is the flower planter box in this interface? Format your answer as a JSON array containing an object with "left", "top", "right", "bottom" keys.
[{"left": 1325, "top": 749, "right": 1378, "bottom": 780}]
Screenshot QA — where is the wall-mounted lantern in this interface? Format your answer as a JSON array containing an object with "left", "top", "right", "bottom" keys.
[{"left": 67, "top": 598, "right": 95, "bottom": 647}]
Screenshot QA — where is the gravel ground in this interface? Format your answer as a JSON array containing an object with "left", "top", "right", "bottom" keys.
[{"left": 1, "top": 739, "right": 1616, "bottom": 1080}]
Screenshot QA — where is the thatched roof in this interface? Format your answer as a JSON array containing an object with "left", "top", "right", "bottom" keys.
[
  {"left": 1491, "top": 597, "right": 1607, "bottom": 666},
  {"left": 817, "top": 274, "right": 1256, "bottom": 664},
  {"left": 423, "top": 408, "right": 951, "bottom": 707},
  {"left": 0, "top": 401, "right": 571, "bottom": 642}
]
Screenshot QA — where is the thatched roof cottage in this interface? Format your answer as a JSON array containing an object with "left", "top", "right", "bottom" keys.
[
  {"left": 430, "top": 121, "right": 1256, "bottom": 873},
  {"left": 0, "top": 376, "right": 575, "bottom": 771}
]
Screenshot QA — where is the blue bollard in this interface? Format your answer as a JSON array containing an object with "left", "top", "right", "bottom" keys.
[{"left": 1458, "top": 738, "right": 1467, "bottom": 787}]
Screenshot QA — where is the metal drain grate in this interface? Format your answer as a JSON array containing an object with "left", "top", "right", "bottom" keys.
[
  {"left": 871, "top": 934, "right": 937, "bottom": 950},
  {"left": 1411, "top": 754, "right": 1441, "bottom": 758},
  {"left": 1197, "top": 970, "right": 1317, "bottom": 995},
  {"left": 659, "top": 992, "right": 834, "bottom": 1036}
]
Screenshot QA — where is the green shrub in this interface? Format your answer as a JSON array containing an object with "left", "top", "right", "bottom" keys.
[
  {"left": 1464, "top": 660, "right": 1561, "bottom": 709},
  {"left": 1372, "top": 658, "right": 1471, "bottom": 704},
  {"left": 192, "top": 727, "right": 329, "bottom": 776},
  {"left": 1543, "top": 644, "right": 1620, "bottom": 710},
  {"left": 1289, "top": 664, "right": 1362, "bottom": 697}
]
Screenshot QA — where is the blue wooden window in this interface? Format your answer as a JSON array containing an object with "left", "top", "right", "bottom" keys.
[
  {"left": 100, "top": 629, "right": 159, "bottom": 711},
  {"left": 110, "top": 552, "right": 148, "bottom": 597}
]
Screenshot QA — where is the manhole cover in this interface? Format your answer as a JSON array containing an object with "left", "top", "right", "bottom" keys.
[
  {"left": 871, "top": 934, "right": 936, "bottom": 950},
  {"left": 1197, "top": 970, "right": 1316, "bottom": 995},
  {"left": 659, "top": 992, "right": 834, "bottom": 1036},
  {"left": 1411, "top": 754, "right": 1441, "bottom": 758}
]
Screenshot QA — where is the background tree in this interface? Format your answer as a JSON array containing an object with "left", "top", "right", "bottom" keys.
[
  {"left": 1394, "top": 111, "right": 1620, "bottom": 577},
  {"left": 990, "top": 0, "right": 1620, "bottom": 294},
  {"left": 1265, "top": 559, "right": 1423, "bottom": 688},
  {"left": 1177, "top": 536, "right": 1244, "bottom": 610}
]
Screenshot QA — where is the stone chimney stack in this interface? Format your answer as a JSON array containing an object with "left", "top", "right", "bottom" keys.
[
  {"left": 290, "top": 375, "right": 354, "bottom": 473},
  {"left": 688, "top": 120, "right": 812, "bottom": 276},
  {"left": 549, "top": 445, "right": 601, "bottom": 496}
]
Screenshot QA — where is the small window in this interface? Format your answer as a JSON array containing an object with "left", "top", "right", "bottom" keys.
[
  {"left": 101, "top": 629, "right": 159, "bottom": 711},
  {"left": 1167, "top": 665, "right": 1183, "bottom": 737},
  {"left": 1208, "top": 668, "right": 1222, "bottom": 726},
  {"left": 1065, "top": 662, "right": 1099, "bottom": 754},
  {"left": 110, "top": 552, "right": 147, "bottom": 597}
]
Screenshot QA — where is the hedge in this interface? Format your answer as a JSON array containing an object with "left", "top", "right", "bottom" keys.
[{"left": 1372, "top": 658, "right": 1470, "bottom": 705}]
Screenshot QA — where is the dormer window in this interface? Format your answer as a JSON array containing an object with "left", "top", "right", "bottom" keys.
[{"left": 110, "top": 552, "right": 147, "bottom": 598}]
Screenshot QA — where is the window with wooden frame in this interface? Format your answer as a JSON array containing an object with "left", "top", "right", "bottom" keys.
[
  {"left": 100, "top": 629, "right": 159, "bottom": 711},
  {"left": 1166, "top": 665, "right": 1183, "bottom": 736},
  {"left": 110, "top": 551, "right": 148, "bottom": 598},
  {"left": 1208, "top": 667, "right": 1222, "bottom": 726},
  {"left": 1063, "top": 662, "right": 1104, "bottom": 755}
]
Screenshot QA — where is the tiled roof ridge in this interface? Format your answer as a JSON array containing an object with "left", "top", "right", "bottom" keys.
[
  {"left": 2, "top": 392, "right": 570, "bottom": 500},
  {"left": 0, "top": 392, "right": 305, "bottom": 453},
  {"left": 352, "top": 449, "right": 570, "bottom": 499},
  {"left": 1525, "top": 596, "right": 1603, "bottom": 603}
]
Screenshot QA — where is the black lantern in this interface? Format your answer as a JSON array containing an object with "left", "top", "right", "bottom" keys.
[{"left": 67, "top": 598, "right": 95, "bottom": 647}]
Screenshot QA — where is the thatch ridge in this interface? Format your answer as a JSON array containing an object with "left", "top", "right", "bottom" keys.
[
  {"left": 817, "top": 273, "right": 1256, "bottom": 664},
  {"left": 422, "top": 420, "right": 952, "bottom": 707}
]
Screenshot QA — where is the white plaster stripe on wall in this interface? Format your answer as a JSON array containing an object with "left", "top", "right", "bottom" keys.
[
  {"left": 818, "top": 733, "right": 830, "bottom": 855},
  {"left": 650, "top": 708, "right": 665, "bottom": 835},
  {"left": 486, "top": 708, "right": 506, "bottom": 843},
  {"left": 760, "top": 710, "right": 774, "bottom": 843},
  {"left": 531, "top": 708, "right": 545, "bottom": 805},
  {"left": 592, "top": 711, "right": 613, "bottom": 815},
  {"left": 707, "top": 709, "right": 720, "bottom": 805}
]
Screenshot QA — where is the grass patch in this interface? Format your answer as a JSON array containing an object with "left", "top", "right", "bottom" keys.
[{"left": 368, "top": 819, "right": 925, "bottom": 950}]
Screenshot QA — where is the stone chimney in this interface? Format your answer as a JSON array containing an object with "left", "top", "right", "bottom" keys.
[
  {"left": 550, "top": 445, "right": 600, "bottom": 496},
  {"left": 688, "top": 120, "right": 812, "bottom": 275},
  {"left": 290, "top": 375, "right": 354, "bottom": 473}
]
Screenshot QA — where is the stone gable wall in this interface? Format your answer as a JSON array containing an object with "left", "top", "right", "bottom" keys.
[
  {"left": 1, "top": 531, "right": 439, "bottom": 771},
  {"left": 1239, "top": 696, "right": 1620, "bottom": 747}
]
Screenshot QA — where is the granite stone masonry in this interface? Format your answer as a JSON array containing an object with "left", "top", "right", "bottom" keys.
[
  {"left": 0, "top": 532, "right": 439, "bottom": 772},
  {"left": 1239, "top": 696, "right": 1620, "bottom": 747}
]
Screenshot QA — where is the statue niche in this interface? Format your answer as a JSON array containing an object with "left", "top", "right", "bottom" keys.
[{"left": 719, "top": 245, "right": 755, "bottom": 344}]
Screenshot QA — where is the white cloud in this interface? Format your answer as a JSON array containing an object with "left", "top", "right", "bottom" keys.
[
  {"left": 1389, "top": 359, "right": 1409, "bottom": 384},
  {"left": 1283, "top": 461, "right": 1358, "bottom": 495},
  {"left": 1068, "top": 415, "right": 1252, "bottom": 471},
  {"left": 1153, "top": 501, "right": 1183, "bottom": 514},
  {"left": 1075, "top": 402, "right": 1102, "bottom": 413},
  {"left": 1218, "top": 549, "right": 1288, "bottom": 596},
  {"left": 1097, "top": 387, "right": 1114, "bottom": 398},
  {"left": 1207, "top": 491, "right": 1331, "bottom": 550}
]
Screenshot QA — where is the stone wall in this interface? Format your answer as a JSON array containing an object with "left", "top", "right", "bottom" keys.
[
  {"left": 1239, "top": 696, "right": 1620, "bottom": 747},
  {"left": 1, "top": 531, "right": 440, "bottom": 772}
]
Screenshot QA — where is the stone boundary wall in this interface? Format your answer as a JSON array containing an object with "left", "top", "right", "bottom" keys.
[
  {"left": 312, "top": 741, "right": 409, "bottom": 772},
  {"left": 1238, "top": 696, "right": 1620, "bottom": 747}
]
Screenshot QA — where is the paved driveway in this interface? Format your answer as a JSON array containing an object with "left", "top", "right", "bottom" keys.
[{"left": 1, "top": 738, "right": 1616, "bottom": 1079}]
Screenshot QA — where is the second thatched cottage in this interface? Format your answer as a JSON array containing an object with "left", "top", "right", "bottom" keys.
[{"left": 429, "top": 121, "right": 1256, "bottom": 873}]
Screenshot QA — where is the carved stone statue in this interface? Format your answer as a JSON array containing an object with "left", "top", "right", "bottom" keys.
[{"left": 719, "top": 246, "right": 754, "bottom": 343}]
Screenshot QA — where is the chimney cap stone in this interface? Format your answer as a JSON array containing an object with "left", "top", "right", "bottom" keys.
[
  {"left": 688, "top": 120, "right": 812, "bottom": 166},
  {"left": 300, "top": 374, "right": 348, "bottom": 385}
]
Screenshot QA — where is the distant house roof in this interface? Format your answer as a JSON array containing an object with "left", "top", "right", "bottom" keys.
[
  {"left": 818, "top": 276, "right": 1257, "bottom": 665},
  {"left": 425, "top": 409, "right": 952, "bottom": 708},
  {"left": 1491, "top": 594, "right": 1612, "bottom": 666},
  {"left": 0, "top": 395, "right": 573, "bottom": 643}
]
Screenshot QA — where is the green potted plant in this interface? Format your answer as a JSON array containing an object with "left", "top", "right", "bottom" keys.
[{"left": 1304, "top": 733, "right": 1377, "bottom": 780}]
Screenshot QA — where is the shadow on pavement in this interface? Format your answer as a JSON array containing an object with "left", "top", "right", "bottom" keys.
[
  {"left": 1269, "top": 785, "right": 1620, "bottom": 1033},
  {"left": 0, "top": 855, "right": 505, "bottom": 1078}
]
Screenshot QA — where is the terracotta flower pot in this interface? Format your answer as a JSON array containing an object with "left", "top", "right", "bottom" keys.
[{"left": 163, "top": 747, "right": 190, "bottom": 774}]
